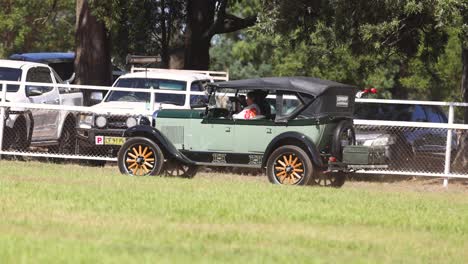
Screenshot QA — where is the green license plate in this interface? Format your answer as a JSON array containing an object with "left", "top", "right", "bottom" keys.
[{"left": 95, "top": 136, "right": 126, "bottom": 146}]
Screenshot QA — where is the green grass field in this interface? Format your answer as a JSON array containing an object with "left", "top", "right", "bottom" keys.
[{"left": 0, "top": 160, "right": 467, "bottom": 263}]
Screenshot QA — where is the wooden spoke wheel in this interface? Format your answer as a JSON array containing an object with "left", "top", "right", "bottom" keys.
[
  {"left": 312, "top": 172, "right": 346, "bottom": 188},
  {"left": 266, "top": 145, "right": 314, "bottom": 186},
  {"left": 164, "top": 161, "right": 198, "bottom": 178},
  {"left": 118, "top": 137, "right": 164, "bottom": 176}
]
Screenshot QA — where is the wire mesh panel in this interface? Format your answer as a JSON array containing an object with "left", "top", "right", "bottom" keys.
[
  {"left": 354, "top": 125, "right": 460, "bottom": 174},
  {"left": 0, "top": 107, "right": 147, "bottom": 162}
]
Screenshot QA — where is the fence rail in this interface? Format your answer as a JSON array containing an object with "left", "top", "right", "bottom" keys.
[{"left": 0, "top": 80, "right": 467, "bottom": 186}]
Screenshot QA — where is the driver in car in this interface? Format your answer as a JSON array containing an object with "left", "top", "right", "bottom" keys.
[{"left": 233, "top": 91, "right": 262, "bottom": 120}]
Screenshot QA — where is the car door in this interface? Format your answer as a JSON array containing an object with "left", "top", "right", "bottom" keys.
[
  {"left": 26, "top": 67, "right": 60, "bottom": 141},
  {"left": 419, "top": 106, "right": 450, "bottom": 155},
  {"left": 200, "top": 117, "right": 235, "bottom": 152}
]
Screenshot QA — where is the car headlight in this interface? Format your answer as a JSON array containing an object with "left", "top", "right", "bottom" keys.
[
  {"left": 126, "top": 117, "right": 138, "bottom": 128},
  {"left": 95, "top": 116, "right": 107, "bottom": 128},
  {"left": 363, "top": 135, "right": 395, "bottom": 146},
  {"left": 78, "top": 114, "right": 94, "bottom": 128}
]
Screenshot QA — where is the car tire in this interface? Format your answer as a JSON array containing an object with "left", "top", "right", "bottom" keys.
[
  {"left": 10, "top": 118, "right": 28, "bottom": 151},
  {"left": 332, "top": 120, "right": 355, "bottom": 161},
  {"left": 310, "top": 172, "right": 347, "bottom": 188},
  {"left": 118, "top": 137, "right": 164, "bottom": 176},
  {"left": 164, "top": 161, "right": 198, "bottom": 178},
  {"left": 50, "top": 120, "right": 77, "bottom": 155},
  {"left": 266, "top": 145, "right": 314, "bottom": 186}
]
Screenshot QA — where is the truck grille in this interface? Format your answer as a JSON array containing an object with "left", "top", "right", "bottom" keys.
[{"left": 106, "top": 116, "right": 128, "bottom": 129}]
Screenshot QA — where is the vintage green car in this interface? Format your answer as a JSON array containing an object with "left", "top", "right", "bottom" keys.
[{"left": 114, "top": 77, "right": 373, "bottom": 187}]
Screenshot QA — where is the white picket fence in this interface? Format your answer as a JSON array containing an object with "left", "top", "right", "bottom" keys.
[{"left": 0, "top": 80, "right": 467, "bottom": 186}]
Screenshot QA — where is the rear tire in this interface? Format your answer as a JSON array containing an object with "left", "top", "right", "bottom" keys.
[
  {"left": 57, "top": 120, "right": 76, "bottom": 154},
  {"left": 164, "top": 161, "right": 198, "bottom": 178},
  {"left": 311, "top": 172, "right": 346, "bottom": 188},
  {"left": 48, "top": 120, "right": 77, "bottom": 163},
  {"left": 266, "top": 145, "right": 314, "bottom": 186},
  {"left": 118, "top": 137, "right": 164, "bottom": 176}
]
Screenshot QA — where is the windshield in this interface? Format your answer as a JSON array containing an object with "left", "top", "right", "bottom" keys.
[
  {"left": 0, "top": 67, "right": 22, "bottom": 92},
  {"left": 107, "top": 78, "right": 187, "bottom": 105}
]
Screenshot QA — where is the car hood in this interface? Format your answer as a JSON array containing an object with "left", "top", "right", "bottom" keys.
[
  {"left": 93, "top": 101, "right": 150, "bottom": 111},
  {"left": 355, "top": 130, "right": 395, "bottom": 146}
]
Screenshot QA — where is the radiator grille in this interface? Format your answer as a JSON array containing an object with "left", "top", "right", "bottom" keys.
[{"left": 161, "top": 126, "right": 184, "bottom": 144}]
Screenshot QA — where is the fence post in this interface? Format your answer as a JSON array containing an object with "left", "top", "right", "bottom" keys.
[
  {"left": 0, "top": 82, "right": 7, "bottom": 159},
  {"left": 149, "top": 86, "right": 155, "bottom": 117},
  {"left": 443, "top": 104, "right": 455, "bottom": 187}
]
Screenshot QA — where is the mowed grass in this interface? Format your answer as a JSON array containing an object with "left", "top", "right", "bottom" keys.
[{"left": 0, "top": 161, "right": 468, "bottom": 263}]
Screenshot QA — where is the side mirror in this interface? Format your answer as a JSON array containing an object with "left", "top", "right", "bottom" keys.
[
  {"left": 64, "top": 72, "right": 76, "bottom": 84},
  {"left": 90, "top": 91, "right": 104, "bottom": 105},
  {"left": 26, "top": 86, "right": 43, "bottom": 97}
]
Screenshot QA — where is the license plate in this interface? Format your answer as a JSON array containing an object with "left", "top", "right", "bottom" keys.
[{"left": 95, "top": 136, "right": 126, "bottom": 146}]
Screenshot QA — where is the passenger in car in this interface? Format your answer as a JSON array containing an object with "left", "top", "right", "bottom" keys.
[{"left": 233, "top": 91, "right": 263, "bottom": 119}]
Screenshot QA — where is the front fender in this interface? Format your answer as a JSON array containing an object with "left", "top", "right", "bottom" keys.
[
  {"left": 262, "top": 132, "right": 324, "bottom": 168},
  {"left": 124, "top": 125, "right": 194, "bottom": 165}
]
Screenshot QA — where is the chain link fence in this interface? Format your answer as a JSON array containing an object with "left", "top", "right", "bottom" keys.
[
  {"left": 0, "top": 80, "right": 467, "bottom": 184},
  {"left": 354, "top": 124, "right": 468, "bottom": 175},
  {"left": 354, "top": 99, "right": 468, "bottom": 184}
]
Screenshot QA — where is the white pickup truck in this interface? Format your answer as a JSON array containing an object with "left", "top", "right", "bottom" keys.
[
  {"left": 0, "top": 60, "right": 83, "bottom": 153},
  {"left": 75, "top": 68, "right": 228, "bottom": 159}
]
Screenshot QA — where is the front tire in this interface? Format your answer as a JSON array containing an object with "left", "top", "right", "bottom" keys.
[
  {"left": 118, "top": 137, "right": 164, "bottom": 176},
  {"left": 9, "top": 118, "right": 28, "bottom": 151},
  {"left": 266, "top": 145, "right": 314, "bottom": 186}
]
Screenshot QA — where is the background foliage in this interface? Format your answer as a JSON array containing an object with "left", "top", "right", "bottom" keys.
[{"left": 0, "top": 0, "right": 466, "bottom": 102}]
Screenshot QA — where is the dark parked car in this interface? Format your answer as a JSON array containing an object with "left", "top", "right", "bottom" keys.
[{"left": 354, "top": 103, "right": 453, "bottom": 171}]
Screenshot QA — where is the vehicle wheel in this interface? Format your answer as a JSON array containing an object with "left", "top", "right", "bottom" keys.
[
  {"left": 332, "top": 120, "right": 355, "bottom": 161},
  {"left": 118, "top": 137, "right": 164, "bottom": 176},
  {"left": 164, "top": 161, "right": 198, "bottom": 178},
  {"left": 266, "top": 145, "right": 314, "bottom": 186},
  {"left": 311, "top": 172, "right": 346, "bottom": 188},
  {"left": 10, "top": 118, "right": 28, "bottom": 151},
  {"left": 50, "top": 121, "right": 76, "bottom": 155}
]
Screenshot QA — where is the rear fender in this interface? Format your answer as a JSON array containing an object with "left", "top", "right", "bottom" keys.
[
  {"left": 262, "top": 132, "right": 324, "bottom": 168},
  {"left": 124, "top": 125, "right": 194, "bottom": 165}
]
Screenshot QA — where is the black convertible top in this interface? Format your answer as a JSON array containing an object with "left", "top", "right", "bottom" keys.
[{"left": 213, "top": 77, "right": 356, "bottom": 97}]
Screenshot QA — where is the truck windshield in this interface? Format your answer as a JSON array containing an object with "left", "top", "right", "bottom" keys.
[
  {"left": 107, "top": 78, "right": 186, "bottom": 106},
  {"left": 0, "top": 67, "right": 22, "bottom": 92}
]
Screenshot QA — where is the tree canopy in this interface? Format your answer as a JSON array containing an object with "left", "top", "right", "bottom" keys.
[{"left": 1, "top": 0, "right": 467, "bottom": 109}]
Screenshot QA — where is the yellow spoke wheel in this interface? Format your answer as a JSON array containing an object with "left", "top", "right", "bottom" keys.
[
  {"left": 118, "top": 137, "right": 165, "bottom": 176},
  {"left": 266, "top": 145, "right": 314, "bottom": 186},
  {"left": 273, "top": 153, "right": 305, "bottom": 185}
]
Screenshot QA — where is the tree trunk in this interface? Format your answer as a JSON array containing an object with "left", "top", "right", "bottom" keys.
[
  {"left": 184, "top": 0, "right": 215, "bottom": 70},
  {"left": 452, "top": 47, "right": 468, "bottom": 172},
  {"left": 462, "top": 48, "right": 468, "bottom": 124},
  {"left": 74, "top": 0, "right": 112, "bottom": 105},
  {"left": 184, "top": 0, "right": 257, "bottom": 70}
]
